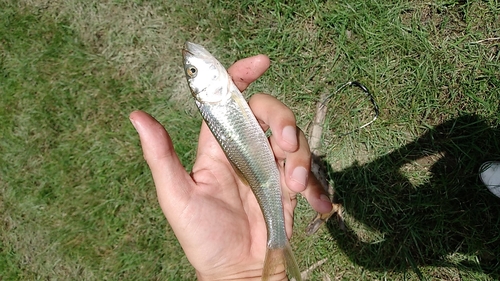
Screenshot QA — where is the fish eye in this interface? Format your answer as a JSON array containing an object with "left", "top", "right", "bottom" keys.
[{"left": 186, "top": 65, "right": 197, "bottom": 78}]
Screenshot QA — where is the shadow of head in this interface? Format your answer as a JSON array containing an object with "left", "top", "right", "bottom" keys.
[{"left": 326, "top": 114, "right": 500, "bottom": 278}]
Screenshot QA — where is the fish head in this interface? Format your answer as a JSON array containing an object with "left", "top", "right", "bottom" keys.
[{"left": 182, "top": 42, "right": 231, "bottom": 104}]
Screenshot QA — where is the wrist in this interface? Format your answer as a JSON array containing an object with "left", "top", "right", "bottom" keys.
[{"left": 196, "top": 269, "right": 288, "bottom": 281}]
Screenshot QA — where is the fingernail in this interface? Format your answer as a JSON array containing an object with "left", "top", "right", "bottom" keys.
[
  {"left": 282, "top": 126, "right": 297, "bottom": 147},
  {"left": 320, "top": 194, "right": 331, "bottom": 203},
  {"left": 129, "top": 117, "right": 141, "bottom": 134},
  {"left": 291, "top": 166, "right": 308, "bottom": 187}
]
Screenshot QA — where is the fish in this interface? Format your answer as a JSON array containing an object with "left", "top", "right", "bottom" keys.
[{"left": 182, "top": 41, "right": 302, "bottom": 281}]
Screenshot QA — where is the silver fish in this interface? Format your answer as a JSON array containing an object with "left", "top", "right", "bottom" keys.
[{"left": 182, "top": 41, "right": 302, "bottom": 281}]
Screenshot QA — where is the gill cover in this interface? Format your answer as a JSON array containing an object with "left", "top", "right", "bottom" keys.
[{"left": 182, "top": 42, "right": 231, "bottom": 104}]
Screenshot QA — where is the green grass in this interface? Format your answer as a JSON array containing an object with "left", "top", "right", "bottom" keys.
[
  {"left": 1, "top": 0, "right": 499, "bottom": 280},
  {"left": 0, "top": 2, "right": 198, "bottom": 279}
]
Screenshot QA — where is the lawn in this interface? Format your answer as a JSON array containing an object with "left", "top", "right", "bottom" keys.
[{"left": 1, "top": 0, "right": 499, "bottom": 280}]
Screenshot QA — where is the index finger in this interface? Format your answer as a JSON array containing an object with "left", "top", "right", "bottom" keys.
[
  {"left": 227, "top": 54, "right": 270, "bottom": 91},
  {"left": 248, "top": 94, "right": 299, "bottom": 153}
]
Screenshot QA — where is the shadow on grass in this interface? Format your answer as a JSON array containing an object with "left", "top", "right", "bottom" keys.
[{"left": 326, "top": 114, "right": 500, "bottom": 278}]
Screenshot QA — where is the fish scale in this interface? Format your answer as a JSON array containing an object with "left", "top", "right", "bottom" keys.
[
  {"left": 197, "top": 91, "right": 287, "bottom": 248},
  {"left": 183, "top": 41, "right": 301, "bottom": 281}
]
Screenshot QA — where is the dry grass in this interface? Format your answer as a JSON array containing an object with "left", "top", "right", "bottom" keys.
[{"left": 17, "top": 0, "right": 194, "bottom": 107}]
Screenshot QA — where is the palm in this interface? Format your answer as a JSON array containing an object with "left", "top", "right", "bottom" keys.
[{"left": 179, "top": 123, "right": 274, "bottom": 275}]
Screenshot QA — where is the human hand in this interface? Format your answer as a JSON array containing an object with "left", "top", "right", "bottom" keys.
[{"left": 129, "top": 54, "right": 333, "bottom": 280}]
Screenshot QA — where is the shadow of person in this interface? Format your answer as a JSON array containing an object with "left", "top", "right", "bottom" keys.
[{"left": 326, "top": 114, "right": 500, "bottom": 278}]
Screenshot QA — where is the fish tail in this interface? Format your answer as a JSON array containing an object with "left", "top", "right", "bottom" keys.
[{"left": 262, "top": 243, "right": 302, "bottom": 281}]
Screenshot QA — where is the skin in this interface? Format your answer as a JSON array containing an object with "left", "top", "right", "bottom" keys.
[{"left": 129, "top": 54, "right": 333, "bottom": 281}]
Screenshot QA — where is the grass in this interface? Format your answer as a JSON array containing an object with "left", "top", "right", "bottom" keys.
[{"left": 1, "top": 0, "right": 499, "bottom": 280}]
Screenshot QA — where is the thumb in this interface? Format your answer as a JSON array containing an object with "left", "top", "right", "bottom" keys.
[{"left": 129, "top": 110, "right": 192, "bottom": 212}]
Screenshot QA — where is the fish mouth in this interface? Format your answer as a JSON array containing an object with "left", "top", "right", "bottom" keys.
[
  {"left": 182, "top": 47, "right": 193, "bottom": 58},
  {"left": 182, "top": 41, "right": 197, "bottom": 58},
  {"left": 183, "top": 41, "right": 213, "bottom": 59}
]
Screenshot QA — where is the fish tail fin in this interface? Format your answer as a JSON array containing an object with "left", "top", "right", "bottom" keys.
[
  {"left": 284, "top": 242, "right": 302, "bottom": 281},
  {"left": 262, "top": 243, "right": 302, "bottom": 281}
]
